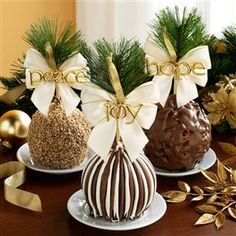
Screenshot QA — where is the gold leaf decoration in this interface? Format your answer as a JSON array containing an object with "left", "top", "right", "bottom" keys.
[
  {"left": 215, "top": 212, "right": 225, "bottom": 230},
  {"left": 209, "top": 202, "right": 226, "bottom": 207},
  {"left": 218, "top": 142, "right": 236, "bottom": 156},
  {"left": 228, "top": 207, "right": 236, "bottom": 220},
  {"left": 201, "top": 170, "right": 220, "bottom": 184},
  {"left": 178, "top": 181, "right": 191, "bottom": 193},
  {"left": 161, "top": 191, "right": 187, "bottom": 203},
  {"left": 204, "top": 186, "right": 221, "bottom": 192},
  {"left": 194, "top": 213, "right": 215, "bottom": 225},
  {"left": 161, "top": 153, "right": 236, "bottom": 231},
  {"left": 191, "top": 195, "right": 204, "bottom": 201},
  {"left": 195, "top": 205, "right": 218, "bottom": 214},
  {"left": 207, "top": 194, "right": 217, "bottom": 203},
  {"left": 217, "top": 160, "right": 228, "bottom": 182},
  {"left": 193, "top": 185, "right": 204, "bottom": 194}
]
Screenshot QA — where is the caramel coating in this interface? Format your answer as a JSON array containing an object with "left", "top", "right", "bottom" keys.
[{"left": 28, "top": 102, "right": 91, "bottom": 169}]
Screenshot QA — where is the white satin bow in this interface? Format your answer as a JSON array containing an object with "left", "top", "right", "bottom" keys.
[
  {"left": 144, "top": 36, "right": 211, "bottom": 107},
  {"left": 24, "top": 48, "right": 88, "bottom": 115},
  {"left": 81, "top": 82, "right": 159, "bottom": 161}
]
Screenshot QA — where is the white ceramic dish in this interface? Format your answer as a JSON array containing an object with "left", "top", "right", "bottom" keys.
[
  {"left": 67, "top": 189, "right": 167, "bottom": 231},
  {"left": 155, "top": 148, "right": 216, "bottom": 177},
  {"left": 16, "top": 143, "right": 91, "bottom": 174}
]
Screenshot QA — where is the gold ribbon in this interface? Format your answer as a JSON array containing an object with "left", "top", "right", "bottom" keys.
[
  {"left": 45, "top": 42, "right": 57, "bottom": 71},
  {"left": 147, "top": 30, "right": 206, "bottom": 94},
  {"left": 107, "top": 55, "right": 125, "bottom": 103},
  {"left": 106, "top": 55, "right": 142, "bottom": 140},
  {"left": 0, "top": 161, "right": 42, "bottom": 212},
  {"left": 163, "top": 28, "right": 177, "bottom": 62},
  {"left": 28, "top": 69, "right": 87, "bottom": 86}
]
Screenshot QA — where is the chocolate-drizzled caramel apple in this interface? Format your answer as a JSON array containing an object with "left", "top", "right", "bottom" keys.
[
  {"left": 82, "top": 141, "right": 156, "bottom": 221},
  {"left": 81, "top": 40, "right": 160, "bottom": 222}
]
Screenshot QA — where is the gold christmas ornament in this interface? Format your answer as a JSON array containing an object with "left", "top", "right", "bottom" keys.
[{"left": 0, "top": 110, "right": 31, "bottom": 148}]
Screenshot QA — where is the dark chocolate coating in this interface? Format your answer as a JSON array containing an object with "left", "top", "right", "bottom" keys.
[{"left": 145, "top": 95, "right": 211, "bottom": 171}]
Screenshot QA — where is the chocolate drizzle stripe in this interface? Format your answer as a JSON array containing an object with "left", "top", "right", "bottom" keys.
[
  {"left": 122, "top": 155, "right": 132, "bottom": 218},
  {"left": 119, "top": 154, "right": 125, "bottom": 219},
  {"left": 133, "top": 161, "right": 145, "bottom": 217},
  {"left": 100, "top": 153, "right": 114, "bottom": 219},
  {"left": 137, "top": 158, "right": 152, "bottom": 212},
  {"left": 128, "top": 157, "right": 139, "bottom": 219},
  {"left": 81, "top": 153, "right": 97, "bottom": 183},
  {"left": 110, "top": 153, "right": 119, "bottom": 220},
  {"left": 140, "top": 153, "right": 157, "bottom": 192},
  {"left": 91, "top": 160, "right": 103, "bottom": 216},
  {"left": 105, "top": 155, "right": 116, "bottom": 219},
  {"left": 113, "top": 158, "right": 120, "bottom": 220},
  {"left": 95, "top": 159, "right": 106, "bottom": 216},
  {"left": 87, "top": 157, "right": 103, "bottom": 217},
  {"left": 83, "top": 155, "right": 100, "bottom": 213}
]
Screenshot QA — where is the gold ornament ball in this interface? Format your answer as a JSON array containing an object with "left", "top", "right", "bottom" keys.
[{"left": 0, "top": 110, "right": 31, "bottom": 147}]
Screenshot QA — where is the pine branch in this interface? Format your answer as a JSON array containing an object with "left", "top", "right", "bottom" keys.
[
  {"left": 23, "top": 17, "right": 91, "bottom": 66},
  {"left": 0, "top": 77, "right": 22, "bottom": 90},
  {"left": 90, "top": 38, "right": 150, "bottom": 96},
  {"left": 222, "top": 25, "right": 236, "bottom": 72},
  {"left": 150, "top": 6, "right": 208, "bottom": 59},
  {"left": 207, "top": 36, "right": 234, "bottom": 85},
  {"left": 11, "top": 54, "right": 26, "bottom": 79}
]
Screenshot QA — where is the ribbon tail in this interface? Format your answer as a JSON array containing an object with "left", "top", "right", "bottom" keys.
[
  {"left": 0, "top": 161, "right": 42, "bottom": 212},
  {"left": 119, "top": 119, "right": 149, "bottom": 162},
  {"left": 136, "top": 105, "right": 158, "bottom": 129},
  {"left": 31, "top": 82, "right": 55, "bottom": 115},
  {"left": 87, "top": 119, "right": 116, "bottom": 159},
  {"left": 153, "top": 75, "right": 173, "bottom": 107},
  {"left": 177, "top": 77, "right": 198, "bottom": 107},
  {"left": 57, "top": 83, "right": 80, "bottom": 116}
]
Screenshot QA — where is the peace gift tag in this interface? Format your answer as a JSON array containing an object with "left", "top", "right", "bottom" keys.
[{"left": 24, "top": 43, "right": 89, "bottom": 116}]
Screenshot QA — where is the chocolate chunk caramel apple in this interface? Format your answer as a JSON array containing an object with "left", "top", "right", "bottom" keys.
[
  {"left": 144, "top": 7, "right": 212, "bottom": 171},
  {"left": 82, "top": 141, "right": 156, "bottom": 221},
  {"left": 145, "top": 95, "right": 211, "bottom": 171}
]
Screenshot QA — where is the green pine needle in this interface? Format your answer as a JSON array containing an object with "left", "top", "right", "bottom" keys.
[
  {"left": 207, "top": 36, "right": 234, "bottom": 85},
  {"left": 10, "top": 54, "right": 26, "bottom": 79},
  {"left": 90, "top": 38, "right": 150, "bottom": 96},
  {"left": 0, "top": 77, "right": 22, "bottom": 90},
  {"left": 222, "top": 25, "right": 236, "bottom": 71},
  {"left": 23, "top": 17, "right": 91, "bottom": 66},
  {"left": 150, "top": 6, "right": 208, "bottom": 59}
]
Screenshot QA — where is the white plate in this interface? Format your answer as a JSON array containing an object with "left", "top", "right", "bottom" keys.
[
  {"left": 16, "top": 143, "right": 91, "bottom": 174},
  {"left": 67, "top": 189, "right": 167, "bottom": 231},
  {"left": 155, "top": 148, "right": 216, "bottom": 177}
]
